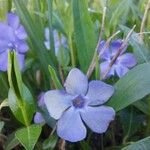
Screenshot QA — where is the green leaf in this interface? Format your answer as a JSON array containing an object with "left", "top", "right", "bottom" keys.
[
  {"left": 48, "top": 65, "right": 63, "bottom": 89},
  {"left": 0, "top": 72, "right": 9, "bottom": 98},
  {"left": 42, "top": 133, "right": 58, "bottom": 150},
  {"left": 15, "top": 125, "right": 42, "bottom": 150},
  {"left": 13, "top": 52, "right": 23, "bottom": 95},
  {"left": 120, "top": 25, "right": 150, "bottom": 63},
  {"left": 122, "top": 136, "right": 150, "bottom": 150},
  {"left": 109, "top": 0, "right": 131, "bottom": 30},
  {"left": 8, "top": 52, "right": 14, "bottom": 90},
  {"left": 107, "top": 63, "right": 150, "bottom": 111},
  {"left": 57, "top": 46, "right": 70, "bottom": 68},
  {"left": 133, "top": 99, "right": 150, "bottom": 115},
  {"left": 8, "top": 83, "right": 35, "bottom": 126},
  {"left": 5, "top": 131, "right": 19, "bottom": 150},
  {"left": 72, "top": 0, "right": 96, "bottom": 72},
  {"left": 21, "top": 84, "right": 36, "bottom": 122},
  {"left": 0, "top": 0, "right": 11, "bottom": 20},
  {"left": 8, "top": 52, "right": 35, "bottom": 125},
  {"left": 8, "top": 89, "right": 25, "bottom": 124},
  {"left": 120, "top": 107, "right": 144, "bottom": 139}
]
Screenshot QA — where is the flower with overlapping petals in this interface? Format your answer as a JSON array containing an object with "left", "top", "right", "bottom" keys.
[
  {"left": 99, "top": 39, "right": 137, "bottom": 78},
  {"left": 0, "top": 13, "right": 28, "bottom": 71},
  {"left": 44, "top": 68, "right": 115, "bottom": 142}
]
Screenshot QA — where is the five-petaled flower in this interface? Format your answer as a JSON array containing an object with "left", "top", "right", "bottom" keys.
[
  {"left": 44, "top": 68, "right": 115, "bottom": 142},
  {"left": 34, "top": 92, "right": 46, "bottom": 124},
  {"left": 99, "top": 39, "right": 137, "bottom": 78},
  {"left": 44, "top": 28, "right": 67, "bottom": 54},
  {"left": 0, "top": 13, "right": 28, "bottom": 71}
]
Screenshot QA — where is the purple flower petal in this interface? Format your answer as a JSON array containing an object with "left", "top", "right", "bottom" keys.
[
  {"left": 0, "top": 23, "right": 14, "bottom": 41},
  {"left": 64, "top": 68, "right": 88, "bottom": 96},
  {"left": 118, "top": 53, "right": 137, "bottom": 68},
  {"left": 0, "top": 39, "right": 8, "bottom": 53},
  {"left": 16, "top": 53, "right": 25, "bottom": 70},
  {"left": 15, "top": 39, "right": 28, "bottom": 53},
  {"left": 60, "top": 35, "right": 68, "bottom": 48},
  {"left": 44, "top": 90, "right": 73, "bottom": 119},
  {"left": 81, "top": 106, "right": 115, "bottom": 133},
  {"left": 110, "top": 39, "right": 125, "bottom": 56},
  {"left": 7, "top": 13, "right": 20, "bottom": 29},
  {"left": 57, "top": 107, "right": 86, "bottom": 142},
  {"left": 34, "top": 112, "right": 45, "bottom": 124},
  {"left": 98, "top": 41, "right": 110, "bottom": 61},
  {"left": 86, "top": 81, "right": 114, "bottom": 105},
  {"left": 53, "top": 30, "right": 61, "bottom": 54},
  {"left": 100, "top": 61, "right": 115, "bottom": 77},
  {"left": 115, "top": 65, "right": 129, "bottom": 78},
  {"left": 0, "top": 51, "right": 8, "bottom": 71},
  {"left": 45, "top": 27, "right": 49, "bottom": 40},
  {"left": 15, "top": 25, "right": 27, "bottom": 40},
  {"left": 38, "top": 92, "right": 45, "bottom": 107}
]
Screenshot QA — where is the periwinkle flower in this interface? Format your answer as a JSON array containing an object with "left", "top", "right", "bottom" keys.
[
  {"left": 44, "top": 28, "right": 67, "bottom": 54},
  {"left": 0, "top": 13, "right": 28, "bottom": 71},
  {"left": 99, "top": 39, "right": 137, "bottom": 78},
  {"left": 34, "top": 92, "right": 46, "bottom": 124},
  {"left": 44, "top": 68, "right": 115, "bottom": 142}
]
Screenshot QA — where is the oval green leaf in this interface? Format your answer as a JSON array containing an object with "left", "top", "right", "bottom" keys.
[
  {"left": 15, "top": 125, "right": 42, "bottom": 150},
  {"left": 107, "top": 63, "right": 150, "bottom": 111}
]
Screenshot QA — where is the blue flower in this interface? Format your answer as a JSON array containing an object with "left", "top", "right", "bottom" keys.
[
  {"left": 0, "top": 13, "right": 28, "bottom": 71},
  {"left": 44, "top": 68, "right": 115, "bottom": 142},
  {"left": 99, "top": 39, "right": 137, "bottom": 78},
  {"left": 34, "top": 92, "right": 46, "bottom": 124},
  {"left": 44, "top": 28, "right": 67, "bottom": 54}
]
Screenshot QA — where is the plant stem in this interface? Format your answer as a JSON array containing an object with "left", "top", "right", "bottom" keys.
[
  {"left": 59, "top": 139, "right": 66, "bottom": 150},
  {"left": 86, "top": 7, "right": 107, "bottom": 78},
  {"left": 140, "top": 0, "right": 150, "bottom": 42}
]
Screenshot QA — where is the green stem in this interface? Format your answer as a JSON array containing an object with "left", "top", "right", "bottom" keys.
[
  {"left": 47, "top": 0, "right": 55, "bottom": 54},
  {"left": 68, "top": 35, "right": 75, "bottom": 67}
]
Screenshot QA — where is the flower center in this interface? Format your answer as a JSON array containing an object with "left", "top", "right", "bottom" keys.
[
  {"left": 8, "top": 42, "right": 13, "bottom": 48},
  {"left": 7, "top": 42, "right": 15, "bottom": 50},
  {"left": 72, "top": 95, "right": 85, "bottom": 108}
]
